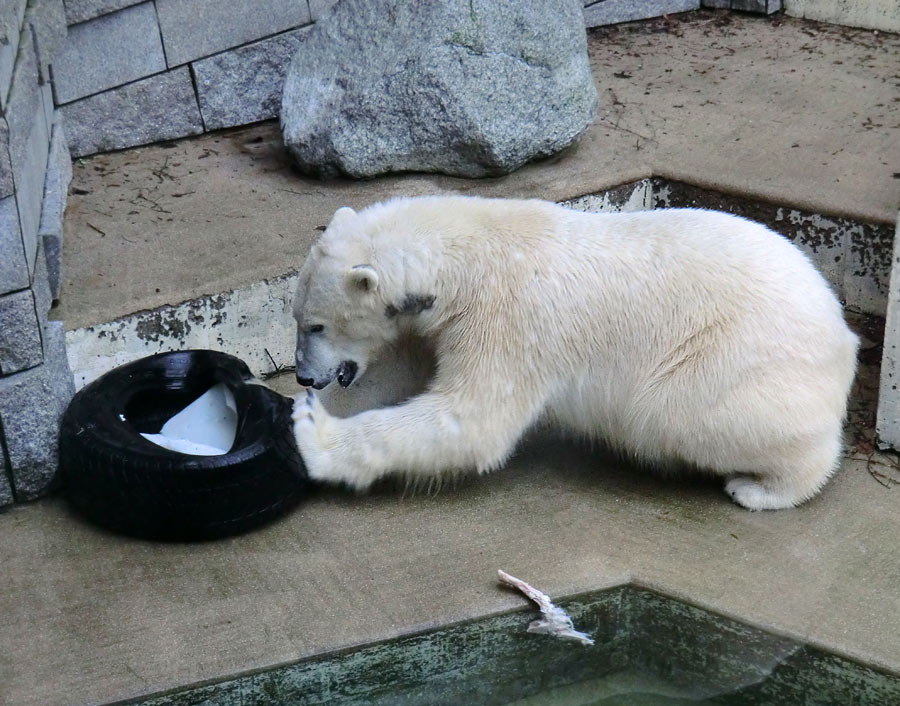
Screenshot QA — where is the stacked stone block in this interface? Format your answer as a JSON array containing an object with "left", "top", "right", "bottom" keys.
[
  {"left": 701, "top": 0, "right": 782, "bottom": 13},
  {"left": 57, "top": 0, "right": 313, "bottom": 157},
  {"left": 584, "top": 0, "right": 701, "bottom": 26},
  {"left": 55, "top": 0, "right": 786, "bottom": 159},
  {"left": 1, "top": 0, "right": 76, "bottom": 507}
]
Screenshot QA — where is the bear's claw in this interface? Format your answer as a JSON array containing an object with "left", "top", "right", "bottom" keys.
[{"left": 292, "top": 390, "right": 343, "bottom": 485}]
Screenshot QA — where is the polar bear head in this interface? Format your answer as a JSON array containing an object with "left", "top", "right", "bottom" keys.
[{"left": 292, "top": 204, "right": 436, "bottom": 389}]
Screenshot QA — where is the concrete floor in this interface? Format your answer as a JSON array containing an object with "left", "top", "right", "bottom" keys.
[
  {"left": 2, "top": 324, "right": 899, "bottom": 706},
  {"left": 55, "top": 12, "right": 899, "bottom": 330},
  {"left": 2, "top": 10, "right": 900, "bottom": 706}
]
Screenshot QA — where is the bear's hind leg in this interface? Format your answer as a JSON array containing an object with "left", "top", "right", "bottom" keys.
[{"left": 724, "top": 429, "right": 842, "bottom": 510}]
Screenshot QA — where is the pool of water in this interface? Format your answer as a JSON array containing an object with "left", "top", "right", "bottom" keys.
[{"left": 133, "top": 586, "right": 900, "bottom": 706}]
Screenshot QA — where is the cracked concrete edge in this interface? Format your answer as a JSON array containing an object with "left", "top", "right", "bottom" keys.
[
  {"left": 650, "top": 166, "right": 896, "bottom": 230},
  {"left": 65, "top": 182, "right": 653, "bottom": 389},
  {"left": 65, "top": 272, "right": 300, "bottom": 389},
  {"left": 110, "top": 577, "right": 900, "bottom": 706},
  {"left": 651, "top": 178, "right": 894, "bottom": 314},
  {"left": 65, "top": 177, "right": 891, "bottom": 393},
  {"left": 876, "top": 212, "right": 900, "bottom": 449},
  {"left": 784, "top": 0, "right": 900, "bottom": 33}
]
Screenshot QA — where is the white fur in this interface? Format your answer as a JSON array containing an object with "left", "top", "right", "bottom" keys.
[{"left": 291, "top": 196, "right": 858, "bottom": 510}]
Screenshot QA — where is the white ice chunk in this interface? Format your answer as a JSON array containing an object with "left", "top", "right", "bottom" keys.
[
  {"left": 140, "top": 383, "right": 237, "bottom": 456},
  {"left": 139, "top": 434, "right": 233, "bottom": 456}
]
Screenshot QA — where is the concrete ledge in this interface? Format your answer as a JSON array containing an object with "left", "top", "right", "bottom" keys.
[
  {"left": 64, "top": 178, "right": 893, "bottom": 391},
  {"left": 877, "top": 214, "right": 900, "bottom": 449},
  {"left": 785, "top": 0, "right": 900, "bottom": 33}
]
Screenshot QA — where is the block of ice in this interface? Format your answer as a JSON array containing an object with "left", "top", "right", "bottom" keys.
[{"left": 140, "top": 383, "right": 237, "bottom": 456}]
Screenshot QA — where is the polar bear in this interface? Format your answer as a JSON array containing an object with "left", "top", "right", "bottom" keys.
[{"left": 291, "top": 195, "right": 858, "bottom": 510}]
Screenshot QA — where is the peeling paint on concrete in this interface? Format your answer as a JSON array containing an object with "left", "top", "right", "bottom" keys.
[
  {"left": 126, "top": 585, "right": 900, "bottom": 706},
  {"left": 876, "top": 214, "right": 900, "bottom": 450},
  {"left": 66, "top": 273, "right": 299, "bottom": 389},
  {"left": 65, "top": 178, "right": 892, "bottom": 392},
  {"left": 652, "top": 179, "right": 893, "bottom": 314},
  {"left": 562, "top": 179, "right": 653, "bottom": 213}
]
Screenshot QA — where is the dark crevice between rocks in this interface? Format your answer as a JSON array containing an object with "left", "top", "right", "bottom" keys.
[
  {"left": 187, "top": 63, "right": 208, "bottom": 133},
  {"left": 0, "top": 415, "right": 20, "bottom": 504}
]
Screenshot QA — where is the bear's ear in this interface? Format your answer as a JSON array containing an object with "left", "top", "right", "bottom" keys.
[
  {"left": 329, "top": 206, "right": 356, "bottom": 229},
  {"left": 346, "top": 264, "right": 379, "bottom": 294}
]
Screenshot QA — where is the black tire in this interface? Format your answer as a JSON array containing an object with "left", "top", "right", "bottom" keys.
[{"left": 60, "top": 350, "right": 309, "bottom": 541}]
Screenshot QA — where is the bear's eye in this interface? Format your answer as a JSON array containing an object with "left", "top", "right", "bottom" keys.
[{"left": 306, "top": 324, "right": 324, "bottom": 334}]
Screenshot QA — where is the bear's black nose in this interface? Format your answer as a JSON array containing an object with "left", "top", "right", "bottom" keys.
[{"left": 297, "top": 374, "right": 315, "bottom": 387}]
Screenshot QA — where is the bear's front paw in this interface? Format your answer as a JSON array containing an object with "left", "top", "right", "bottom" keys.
[{"left": 292, "top": 390, "right": 340, "bottom": 484}]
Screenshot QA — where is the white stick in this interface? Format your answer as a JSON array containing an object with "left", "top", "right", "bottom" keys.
[{"left": 497, "top": 570, "right": 594, "bottom": 646}]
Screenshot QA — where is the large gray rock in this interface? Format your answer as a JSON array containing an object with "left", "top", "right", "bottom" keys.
[{"left": 281, "top": 0, "right": 598, "bottom": 179}]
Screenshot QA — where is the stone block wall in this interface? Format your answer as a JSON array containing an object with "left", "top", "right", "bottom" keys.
[
  {"left": 1, "top": 0, "right": 76, "bottom": 507},
  {"left": 55, "top": 0, "right": 782, "bottom": 159},
  {"left": 57, "top": 0, "right": 314, "bottom": 157}
]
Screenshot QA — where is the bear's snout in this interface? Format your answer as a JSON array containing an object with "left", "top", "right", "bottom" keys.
[{"left": 296, "top": 372, "right": 330, "bottom": 389}]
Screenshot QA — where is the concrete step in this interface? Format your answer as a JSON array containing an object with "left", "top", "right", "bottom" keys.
[
  {"left": 55, "top": 13, "right": 899, "bottom": 388},
  {"left": 64, "top": 174, "right": 895, "bottom": 391}
]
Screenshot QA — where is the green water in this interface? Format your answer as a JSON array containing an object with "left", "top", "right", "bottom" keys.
[
  {"left": 505, "top": 671, "right": 729, "bottom": 706},
  {"left": 132, "top": 586, "right": 900, "bottom": 706}
]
